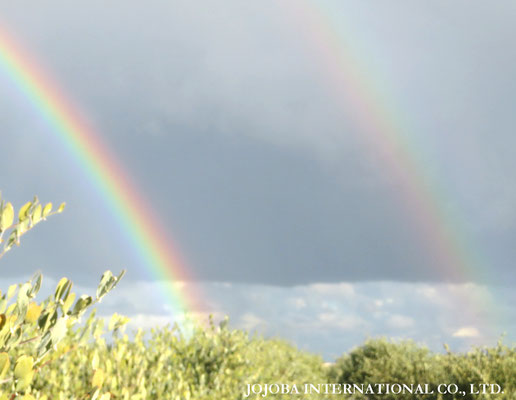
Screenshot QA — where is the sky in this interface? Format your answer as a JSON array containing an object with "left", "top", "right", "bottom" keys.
[{"left": 0, "top": 0, "right": 515, "bottom": 360}]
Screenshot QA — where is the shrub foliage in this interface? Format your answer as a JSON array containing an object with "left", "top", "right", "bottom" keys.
[{"left": 329, "top": 338, "right": 515, "bottom": 399}]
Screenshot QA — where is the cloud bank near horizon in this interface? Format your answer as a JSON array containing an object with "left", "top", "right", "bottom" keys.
[{"left": 3, "top": 274, "right": 512, "bottom": 360}]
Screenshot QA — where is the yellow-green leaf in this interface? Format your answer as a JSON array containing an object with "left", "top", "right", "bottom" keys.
[
  {"left": 54, "top": 277, "right": 72, "bottom": 301},
  {"left": 92, "top": 368, "right": 105, "bottom": 388},
  {"left": 18, "top": 201, "right": 32, "bottom": 221},
  {"left": 91, "top": 351, "right": 99, "bottom": 370},
  {"left": 57, "top": 202, "right": 66, "bottom": 213},
  {"left": 50, "top": 317, "right": 68, "bottom": 344},
  {"left": 108, "top": 313, "right": 119, "bottom": 331},
  {"left": 6, "top": 304, "right": 16, "bottom": 316},
  {"left": 0, "top": 352, "right": 9, "bottom": 378},
  {"left": 25, "top": 303, "right": 42, "bottom": 323},
  {"left": 14, "top": 355, "right": 33, "bottom": 380},
  {"left": 42, "top": 202, "right": 52, "bottom": 218},
  {"left": 62, "top": 292, "right": 76, "bottom": 313},
  {"left": 32, "top": 204, "right": 42, "bottom": 224},
  {"left": 6, "top": 284, "right": 17, "bottom": 300},
  {"left": 0, "top": 202, "right": 14, "bottom": 231},
  {"left": 17, "top": 218, "right": 30, "bottom": 235}
]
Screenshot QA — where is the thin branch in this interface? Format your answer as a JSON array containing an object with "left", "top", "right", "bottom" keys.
[{"left": 18, "top": 335, "right": 41, "bottom": 346}]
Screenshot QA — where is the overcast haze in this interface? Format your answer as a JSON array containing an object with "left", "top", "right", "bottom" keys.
[{"left": 1, "top": 0, "right": 515, "bottom": 359}]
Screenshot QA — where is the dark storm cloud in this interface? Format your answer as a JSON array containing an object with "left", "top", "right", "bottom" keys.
[{"left": 1, "top": 0, "right": 516, "bottom": 286}]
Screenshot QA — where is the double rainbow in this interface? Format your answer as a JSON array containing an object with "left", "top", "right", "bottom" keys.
[{"left": 1, "top": 3, "right": 498, "bottom": 336}]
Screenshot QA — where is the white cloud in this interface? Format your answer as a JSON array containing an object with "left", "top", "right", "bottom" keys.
[
  {"left": 387, "top": 314, "right": 415, "bottom": 329},
  {"left": 452, "top": 327, "right": 480, "bottom": 338},
  {"left": 416, "top": 286, "right": 441, "bottom": 303},
  {"left": 317, "top": 312, "right": 364, "bottom": 331},
  {"left": 373, "top": 298, "right": 393, "bottom": 309},
  {"left": 306, "top": 282, "right": 355, "bottom": 298},
  {"left": 288, "top": 297, "right": 307, "bottom": 310}
]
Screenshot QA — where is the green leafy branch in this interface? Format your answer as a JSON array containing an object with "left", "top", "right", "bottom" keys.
[
  {"left": 0, "top": 194, "right": 65, "bottom": 260},
  {"left": 0, "top": 193, "right": 125, "bottom": 399}
]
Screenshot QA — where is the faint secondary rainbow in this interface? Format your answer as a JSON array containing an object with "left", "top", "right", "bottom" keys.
[
  {"left": 282, "top": 1, "right": 499, "bottom": 334},
  {"left": 0, "top": 26, "right": 204, "bottom": 320}
]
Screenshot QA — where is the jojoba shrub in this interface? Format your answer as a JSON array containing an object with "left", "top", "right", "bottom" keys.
[
  {"left": 29, "top": 317, "right": 328, "bottom": 400},
  {"left": 329, "top": 338, "right": 516, "bottom": 400}
]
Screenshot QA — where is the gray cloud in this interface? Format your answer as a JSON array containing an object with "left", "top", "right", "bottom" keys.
[{"left": 1, "top": 0, "right": 516, "bottom": 291}]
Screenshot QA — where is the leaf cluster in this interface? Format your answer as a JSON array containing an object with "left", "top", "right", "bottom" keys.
[
  {"left": 0, "top": 195, "right": 65, "bottom": 260},
  {"left": 0, "top": 270, "right": 124, "bottom": 399}
]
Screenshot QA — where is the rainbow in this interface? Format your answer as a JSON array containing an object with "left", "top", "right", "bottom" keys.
[
  {"left": 280, "top": 1, "right": 498, "bottom": 335},
  {"left": 0, "top": 26, "right": 203, "bottom": 320}
]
